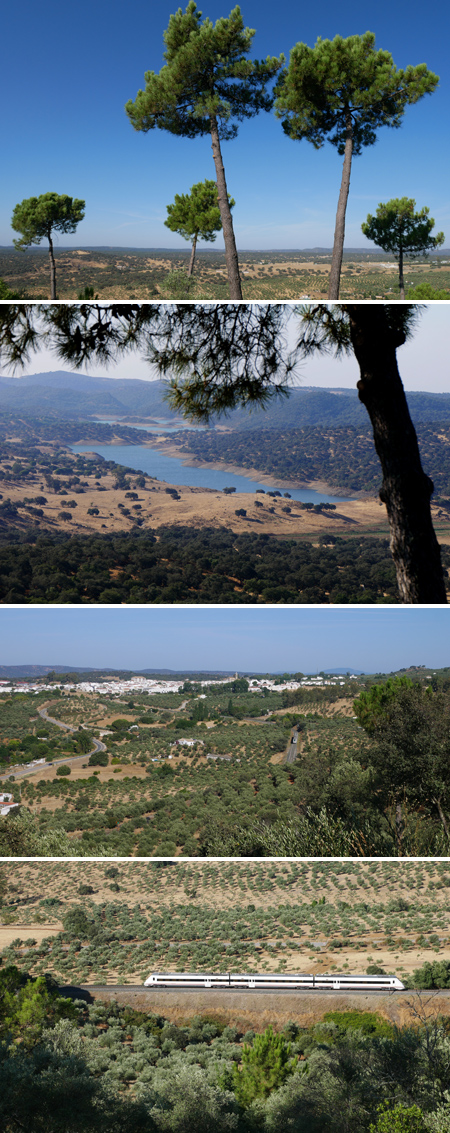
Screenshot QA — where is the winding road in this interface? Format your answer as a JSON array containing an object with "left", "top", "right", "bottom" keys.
[{"left": 0, "top": 706, "right": 107, "bottom": 783}]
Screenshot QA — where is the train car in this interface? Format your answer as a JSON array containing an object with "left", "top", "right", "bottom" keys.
[{"left": 144, "top": 972, "right": 405, "bottom": 991}]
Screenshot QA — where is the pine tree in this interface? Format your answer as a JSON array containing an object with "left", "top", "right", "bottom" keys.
[
  {"left": 11, "top": 193, "right": 85, "bottom": 299},
  {"left": 275, "top": 33, "right": 439, "bottom": 298},
  {"left": 232, "top": 1026, "right": 296, "bottom": 1105},
  {"left": 165, "top": 180, "right": 234, "bottom": 276},
  {"left": 1, "top": 302, "right": 446, "bottom": 603},
  {"left": 362, "top": 198, "right": 444, "bottom": 298},
  {"left": 126, "top": 3, "right": 282, "bottom": 299}
]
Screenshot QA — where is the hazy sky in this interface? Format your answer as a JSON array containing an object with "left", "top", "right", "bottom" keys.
[
  {"left": 2, "top": 0, "right": 448, "bottom": 249},
  {"left": 1, "top": 608, "right": 449, "bottom": 673},
  {"left": 15, "top": 304, "right": 450, "bottom": 392}
]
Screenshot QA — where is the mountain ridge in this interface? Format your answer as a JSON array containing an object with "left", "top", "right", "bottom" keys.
[{"left": 1, "top": 374, "right": 450, "bottom": 428}]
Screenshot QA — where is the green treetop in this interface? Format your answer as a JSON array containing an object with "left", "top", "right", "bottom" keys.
[
  {"left": 165, "top": 179, "right": 234, "bottom": 276},
  {"left": 275, "top": 33, "right": 439, "bottom": 299},
  {"left": 362, "top": 198, "right": 444, "bottom": 298},
  {"left": 369, "top": 1102, "right": 428, "bottom": 1133},
  {"left": 126, "top": 3, "right": 282, "bottom": 299},
  {"left": 358, "top": 682, "right": 450, "bottom": 848},
  {"left": 231, "top": 1025, "right": 297, "bottom": 1105},
  {"left": 354, "top": 676, "right": 414, "bottom": 735},
  {"left": 11, "top": 193, "right": 85, "bottom": 299},
  {"left": 0, "top": 966, "right": 77, "bottom": 1050}
]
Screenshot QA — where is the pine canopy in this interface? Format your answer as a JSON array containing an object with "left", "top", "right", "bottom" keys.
[{"left": 126, "top": 2, "right": 282, "bottom": 142}]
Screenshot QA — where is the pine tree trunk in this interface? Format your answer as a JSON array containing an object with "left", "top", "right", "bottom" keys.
[
  {"left": 435, "top": 797, "right": 450, "bottom": 840},
  {"left": 398, "top": 245, "right": 405, "bottom": 299},
  {"left": 48, "top": 232, "right": 57, "bottom": 299},
  {"left": 395, "top": 802, "right": 404, "bottom": 853},
  {"left": 187, "top": 233, "right": 198, "bottom": 277},
  {"left": 328, "top": 113, "right": 353, "bottom": 300},
  {"left": 347, "top": 304, "right": 447, "bottom": 603},
  {"left": 209, "top": 115, "right": 242, "bottom": 300}
]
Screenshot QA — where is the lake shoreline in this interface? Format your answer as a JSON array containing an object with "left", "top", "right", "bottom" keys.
[{"left": 119, "top": 435, "right": 368, "bottom": 500}]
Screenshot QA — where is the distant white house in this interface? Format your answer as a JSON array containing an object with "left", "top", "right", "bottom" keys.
[
  {"left": 0, "top": 792, "right": 13, "bottom": 803},
  {"left": 175, "top": 738, "right": 205, "bottom": 747}
]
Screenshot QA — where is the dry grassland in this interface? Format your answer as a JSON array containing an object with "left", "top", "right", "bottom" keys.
[
  {"left": 0, "top": 924, "right": 63, "bottom": 949},
  {"left": 1, "top": 447, "right": 395, "bottom": 538}
]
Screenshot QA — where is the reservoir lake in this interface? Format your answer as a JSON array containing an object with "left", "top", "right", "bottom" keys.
[{"left": 72, "top": 432, "right": 352, "bottom": 504}]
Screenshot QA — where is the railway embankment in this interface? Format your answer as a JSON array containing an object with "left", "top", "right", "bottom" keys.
[{"left": 61, "top": 985, "right": 450, "bottom": 1030}]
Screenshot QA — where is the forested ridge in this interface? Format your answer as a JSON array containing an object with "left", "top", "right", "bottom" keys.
[
  {"left": 2, "top": 377, "right": 450, "bottom": 428},
  {"left": 165, "top": 423, "right": 450, "bottom": 496},
  {"left": 0, "top": 413, "right": 147, "bottom": 446}
]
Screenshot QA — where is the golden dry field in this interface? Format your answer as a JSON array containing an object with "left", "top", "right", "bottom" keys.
[{"left": 0, "top": 442, "right": 400, "bottom": 540}]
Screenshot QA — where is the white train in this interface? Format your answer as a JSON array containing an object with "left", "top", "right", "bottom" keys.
[{"left": 144, "top": 972, "right": 405, "bottom": 991}]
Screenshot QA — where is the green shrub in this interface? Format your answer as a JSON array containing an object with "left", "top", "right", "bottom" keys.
[
  {"left": 410, "top": 960, "right": 450, "bottom": 988},
  {"left": 88, "top": 751, "right": 108, "bottom": 767},
  {"left": 322, "top": 1010, "right": 393, "bottom": 1037}
]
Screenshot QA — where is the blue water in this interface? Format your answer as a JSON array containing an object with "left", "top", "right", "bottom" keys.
[{"left": 71, "top": 442, "right": 351, "bottom": 503}]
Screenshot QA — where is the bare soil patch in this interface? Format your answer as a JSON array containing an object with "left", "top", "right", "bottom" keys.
[{"left": 0, "top": 923, "right": 63, "bottom": 947}]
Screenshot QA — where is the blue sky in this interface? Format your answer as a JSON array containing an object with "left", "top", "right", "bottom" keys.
[
  {"left": 2, "top": 0, "right": 448, "bottom": 250},
  {"left": 17, "top": 303, "right": 450, "bottom": 392},
  {"left": 1, "top": 608, "right": 449, "bottom": 673}
]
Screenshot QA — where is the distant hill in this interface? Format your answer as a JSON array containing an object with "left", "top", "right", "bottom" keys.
[
  {"left": 1, "top": 244, "right": 449, "bottom": 254},
  {"left": 1, "top": 372, "right": 450, "bottom": 428},
  {"left": 0, "top": 664, "right": 438, "bottom": 681},
  {"left": 0, "top": 665, "right": 259, "bottom": 680},
  {"left": 0, "top": 373, "right": 180, "bottom": 420}
]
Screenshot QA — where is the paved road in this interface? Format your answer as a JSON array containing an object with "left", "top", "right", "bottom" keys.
[
  {"left": 38, "top": 706, "right": 78, "bottom": 733},
  {"left": 0, "top": 706, "right": 107, "bottom": 783},
  {"left": 284, "top": 730, "right": 299, "bottom": 764}
]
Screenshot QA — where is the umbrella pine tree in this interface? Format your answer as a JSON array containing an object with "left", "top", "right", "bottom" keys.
[
  {"left": 126, "top": 3, "right": 282, "bottom": 299},
  {"left": 165, "top": 180, "right": 234, "bottom": 276},
  {"left": 11, "top": 193, "right": 85, "bottom": 300},
  {"left": 275, "top": 33, "right": 439, "bottom": 298},
  {"left": 362, "top": 198, "right": 444, "bottom": 298}
]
